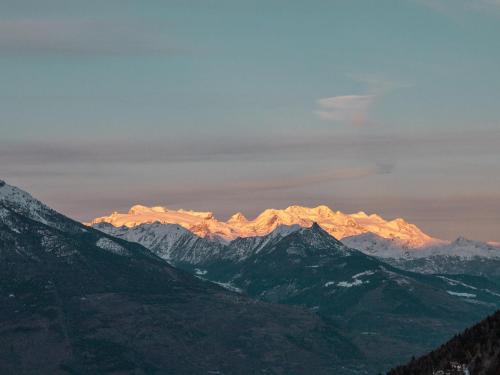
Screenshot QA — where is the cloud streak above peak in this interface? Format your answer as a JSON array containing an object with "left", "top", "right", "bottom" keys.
[
  {"left": 315, "top": 95, "right": 375, "bottom": 126},
  {"left": 315, "top": 75, "right": 411, "bottom": 126}
]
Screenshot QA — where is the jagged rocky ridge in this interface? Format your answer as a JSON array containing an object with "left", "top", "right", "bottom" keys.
[{"left": 0, "top": 181, "right": 365, "bottom": 375}]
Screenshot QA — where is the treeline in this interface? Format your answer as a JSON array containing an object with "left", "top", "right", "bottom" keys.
[{"left": 387, "top": 310, "right": 500, "bottom": 375}]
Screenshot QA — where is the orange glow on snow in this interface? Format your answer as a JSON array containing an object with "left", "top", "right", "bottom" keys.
[{"left": 87, "top": 204, "right": 442, "bottom": 248}]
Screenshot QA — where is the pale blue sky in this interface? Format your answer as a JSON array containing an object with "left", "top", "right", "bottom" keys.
[{"left": 1, "top": 0, "right": 500, "bottom": 241}]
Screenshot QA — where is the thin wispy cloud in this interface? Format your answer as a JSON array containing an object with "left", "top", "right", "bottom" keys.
[
  {"left": 2, "top": 128, "right": 499, "bottom": 165},
  {"left": 315, "top": 75, "right": 411, "bottom": 126},
  {"left": 0, "top": 18, "right": 182, "bottom": 57},
  {"left": 315, "top": 95, "right": 375, "bottom": 126}
]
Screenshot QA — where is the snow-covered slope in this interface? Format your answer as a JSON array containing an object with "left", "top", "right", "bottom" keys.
[
  {"left": 342, "top": 231, "right": 500, "bottom": 279},
  {"left": 0, "top": 179, "right": 85, "bottom": 235},
  {"left": 0, "top": 180, "right": 53, "bottom": 223},
  {"left": 342, "top": 232, "right": 418, "bottom": 259},
  {"left": 93, "top": 221, "right": 226, "bottom": 264},
  {"left": 343, "top": 232, "right": 500, "bottom": 260},
  {"left": 90, "top": 205, "right": 236, "bottom": 241},
  {"left": 426, "top": 237, "right": 500, "bottom": 259},
  {"left": 95, "top": 221, "right": 302, "bottom": 264},
  {"left": 88, "top": 204, "right": 439, "bottom": 248}
]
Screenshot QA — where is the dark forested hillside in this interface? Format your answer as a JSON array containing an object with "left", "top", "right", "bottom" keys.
[{"left": 388, "top": 310, "right": 500, "bottom": 375}]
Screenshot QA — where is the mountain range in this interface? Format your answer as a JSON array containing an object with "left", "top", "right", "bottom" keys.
[
  {"left": 93, "top": 216, "right": 500, "bottom": 371},
  {"left": 90, "top": 204, "right": 500, "bottom": 282},
  {"left": 4, "top": 181, "right": 500, "bottom": 374},
  {"left": 88, "top": 204, "right": 439, "bottom": 247},
  {"left": 0, "top": 180, "right": 366, "bottom": 375}
]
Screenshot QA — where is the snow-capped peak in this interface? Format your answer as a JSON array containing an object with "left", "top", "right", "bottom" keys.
[
  {"left": 227, "top": 212, "right": 248, "bottom": 224},
  {"left": 88, "top": 203, "right": 439, "bottom": 249},
  {"left": 128, "top": 205, "right": 169, "bottom": 215}
]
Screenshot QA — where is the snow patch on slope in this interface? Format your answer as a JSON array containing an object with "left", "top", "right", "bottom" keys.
[
  {"left": 96, "top": 237, "right": 129, "bottom": 256},
  {"left": 447, "top": 291, "right": 476, "bottom": 298},
  {"left": 325, "top": 269, "right": 375, "bottom": 288},
  {"left": 438, "top": 276, "right": 478, "bottom": 290},
  {"left": 337, "top": 279, "right": 366, "bottom": 288}
]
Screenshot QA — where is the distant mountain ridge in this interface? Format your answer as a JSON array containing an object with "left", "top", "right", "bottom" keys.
[
  {"left": 342, "top": 232, "right": 500, "bottom": 282},
  {"left": 89, "top": 204, "right": 500, "bottom": 279},
  {"left": 89, "top": 203, "right": 441, "bottom": 248}
]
